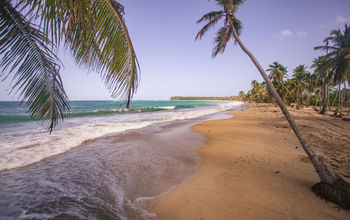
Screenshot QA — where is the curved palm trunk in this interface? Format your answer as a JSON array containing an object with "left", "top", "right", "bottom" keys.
[{"left": 230, "top": 25, "right": 340, "bottom": 184}]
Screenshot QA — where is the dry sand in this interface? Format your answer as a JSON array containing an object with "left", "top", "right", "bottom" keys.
[{"left": 151, "top": 104, "right": 350, "bottom": 220}]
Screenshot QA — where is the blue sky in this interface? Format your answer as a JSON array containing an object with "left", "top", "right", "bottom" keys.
[{"left": 1, "top": 0, "right": 350, "bottom": 101}]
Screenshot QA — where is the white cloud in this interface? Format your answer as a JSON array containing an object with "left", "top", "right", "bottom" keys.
[
  {"left": 296, "top": 31, "right": 307, "bottom": 36},
  {"left": 336, "top": 15, "right": 348, "bottom": 23},
  {"left": 280, "top": 29, "right": 293, "bottom": 36},
  {"left": 274, "top": 29, "right": 293, "bottom": 41},
  {"left": 274, "top": 29, "right": 307, "bottom": 41}
]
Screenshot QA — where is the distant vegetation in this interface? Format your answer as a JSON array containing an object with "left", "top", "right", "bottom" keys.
[
  {"left": 238, "top": 62, "right": 350, "bottom": 115},
  {"left": 170, "top": 96, "right": 239, "bottom": 101},
  {"left": 238, "top": 24, "right": 350, "bottom": 118}
]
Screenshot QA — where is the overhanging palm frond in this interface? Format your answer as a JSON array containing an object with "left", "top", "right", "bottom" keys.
[
  {"left": 0, "top": 0, "right": 69, "bottom": 132},
  {"left": 23, "top": 0, "right": 139, "bottom": 108}
]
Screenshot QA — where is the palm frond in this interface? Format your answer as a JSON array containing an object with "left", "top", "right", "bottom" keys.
[
  {"left": 214, "top": 0, "right": 246, "bottom": 8},
  {"left": 212, "top": 26, "right": 232, "bottom": 57},
  {"left": 232, "top": 17, "right": 243, "bottom": 43},
  {"left": 23, "top": 0, "right": 139, "bottom": 107},
  {"left": 197, "top": 10, "right": 223, "bottom": 23},
  {"left": 0, "top": 0, "right": 69, "bottom": 132},
  {"left": 196, "top": 12, "right": 223, "bottom": 40}
]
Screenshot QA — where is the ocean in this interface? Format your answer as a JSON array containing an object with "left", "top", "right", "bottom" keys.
[{"left": 0, "top": 100, "right": 244, "bottom": 219}]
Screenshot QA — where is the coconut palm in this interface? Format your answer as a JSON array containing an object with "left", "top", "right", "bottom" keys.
[
  {"left": 196, "top": 0, "right": 350, "bottom": 208},
  {"left": 267, "top": 62, "right": 288, "bottom": 83},
  {"left": 0, "top": 0, "right": 139, "bottom": 132},
  {"left": 315, "top": 24, "right": 350, "bottom": 117},
  {"left": 266, "top": 62, "right": 297, "bottom": 105},
  {"left": 292, "top": 65, "right": 310, "bottom": 107},
  {"left": 311, "top": 56, "right": 330, "bottom": 114}
]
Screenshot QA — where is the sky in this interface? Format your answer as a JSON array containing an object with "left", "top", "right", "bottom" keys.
[{"left": 1, "top": 0, "right": 350, "bottom": 101}]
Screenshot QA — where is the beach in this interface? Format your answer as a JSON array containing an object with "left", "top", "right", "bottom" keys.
[{"left": 151, "top": 104, "right": 350, "bottom": 220}]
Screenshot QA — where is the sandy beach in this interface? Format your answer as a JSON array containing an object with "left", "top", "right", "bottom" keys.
[{"left": 151, "top": 104, "right": 350, "bottom": 220}]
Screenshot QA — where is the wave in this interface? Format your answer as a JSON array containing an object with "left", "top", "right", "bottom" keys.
[
  {"left": 0, "top": 105, "right": 181, "bottom": 124},
  {"left": 0, "top": 101, "right": 244, "bottom": 171}
]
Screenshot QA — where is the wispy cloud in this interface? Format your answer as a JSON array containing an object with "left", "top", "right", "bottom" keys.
[
  {"left": 296, "top": 31, "right": 307, "bottom": 36},
  {"left": 336, "top": 15, "right": 348, "bottom": 23},
  {"left": 274, "top": 29, "right": 293, "bottom": 40},
  {"left": 274, "top": 29, "right": 307, "bottom": 40},
  {"left": 280, "top": 29, "right": 293, "bottom": 36}
]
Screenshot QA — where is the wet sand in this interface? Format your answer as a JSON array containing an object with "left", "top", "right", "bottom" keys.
[{"left": 151, "top": 103, "right": 350, "bottom": 220}]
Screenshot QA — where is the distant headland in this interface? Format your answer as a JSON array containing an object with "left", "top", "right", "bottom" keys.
[{"left": 170, "top": 96, "right": 240, "bottom": 101}]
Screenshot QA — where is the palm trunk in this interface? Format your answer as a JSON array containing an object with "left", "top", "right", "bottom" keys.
[
  {"left": 230, "top": 25, "right": 339, "bottom": 184},
  {"left": 335, "top": 83, "right": 342, "bottom": 117},
  {"left": 332, "top": 87, "right": 339, "bottom": 107},
  {"left": 341, "top": 82, "right": 346, "bottom": 113},
  {"left": 315, "top": 88, "right": 321, "bottom": 107},
  {"left": 320, "top": 82, "right": 328, "bottom": 114}
]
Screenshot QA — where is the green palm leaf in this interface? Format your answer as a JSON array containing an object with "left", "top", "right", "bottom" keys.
[
  {"left": 0, "top": 0, "right": 69, "bottom": 132},
  {"left": 196, "top": 11, "right": 223, "bottom": 40},
  {"left": 23, "top": 0, "right": 140, "bottom": 107}
]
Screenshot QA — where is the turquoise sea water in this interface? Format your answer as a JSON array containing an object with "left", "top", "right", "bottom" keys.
[{"left": 0, "top": 100, "right": 218, "bottom": 123}]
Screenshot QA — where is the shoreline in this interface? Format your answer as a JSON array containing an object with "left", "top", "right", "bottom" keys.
[
  {"left": 0, "top": 104, "right": 245, "bottom": 219},
  {"left": 150, "top": 104, "right": 350, "bottom": 219}
]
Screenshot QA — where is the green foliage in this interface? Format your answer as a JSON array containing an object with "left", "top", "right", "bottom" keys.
[
  {"left": 170, "top": 96, "right": 240, "bottom": 101},
  {"left": 0, "top": 0, "right": 69, "bottom": 132},
  {"left": 195, "top": 0, "right": 244, "bottom": 57}
]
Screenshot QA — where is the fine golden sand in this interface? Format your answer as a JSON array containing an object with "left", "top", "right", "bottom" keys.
[{"left": 151, "top": 104, "right": 350, "bottom": 220}]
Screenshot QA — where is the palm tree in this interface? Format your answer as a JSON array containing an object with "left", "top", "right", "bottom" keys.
[
  {"left": 315, "top": 24, "right": 350, "bottom": 117},
  {"left": 311, "top": 56, "right": 330, "bottom": 114},
  {"left": 267, "top": 62, "right": 288, "bottom": 83},
  {"left": 266, "top": 62, "right": 297, "bottom": 105},
  {"left": 196, "top": 0, "right": 350, "bottom": 208},
  {"left": 292, "top": 65, "right": 310, "bottom": 107},
  {"left": 0, "top": 0, "right": 139, "bottom": 132}
]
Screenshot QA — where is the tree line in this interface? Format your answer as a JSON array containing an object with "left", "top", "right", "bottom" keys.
[{"left": 238, "top": 25, "right": 350, "bottom": 118}]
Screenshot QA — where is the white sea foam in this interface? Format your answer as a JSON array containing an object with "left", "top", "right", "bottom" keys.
[
  {"left": 0, "top": 101, "right": 244, "bottom": 171},
  {"left": 155, "top": 105, "right": 176, "bottom": 110}
]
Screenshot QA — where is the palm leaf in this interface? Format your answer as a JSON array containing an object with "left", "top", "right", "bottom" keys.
[
  {"left": 212, "top": 26, "right": 232, "bottom": 57},
  {"left": 196, "top": 11, "right": 223, "bottom": 40},
  {"left": 0, "top": 0, "right": 69, "bottom": 132},
  {"left": 23, "top": 0, "right": 139, "bottom": 107}
]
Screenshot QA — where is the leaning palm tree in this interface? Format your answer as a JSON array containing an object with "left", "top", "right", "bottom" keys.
[
  {"left": 196, "top": 0, "right": 350, "bottom": 208},
  {"left": 0, "top": 0, "right": 139, "bottom": 132}
]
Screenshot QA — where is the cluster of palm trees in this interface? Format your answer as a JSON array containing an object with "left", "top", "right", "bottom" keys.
[{"left": 240, "top": 24, "right": 350, "bottom": 118}]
